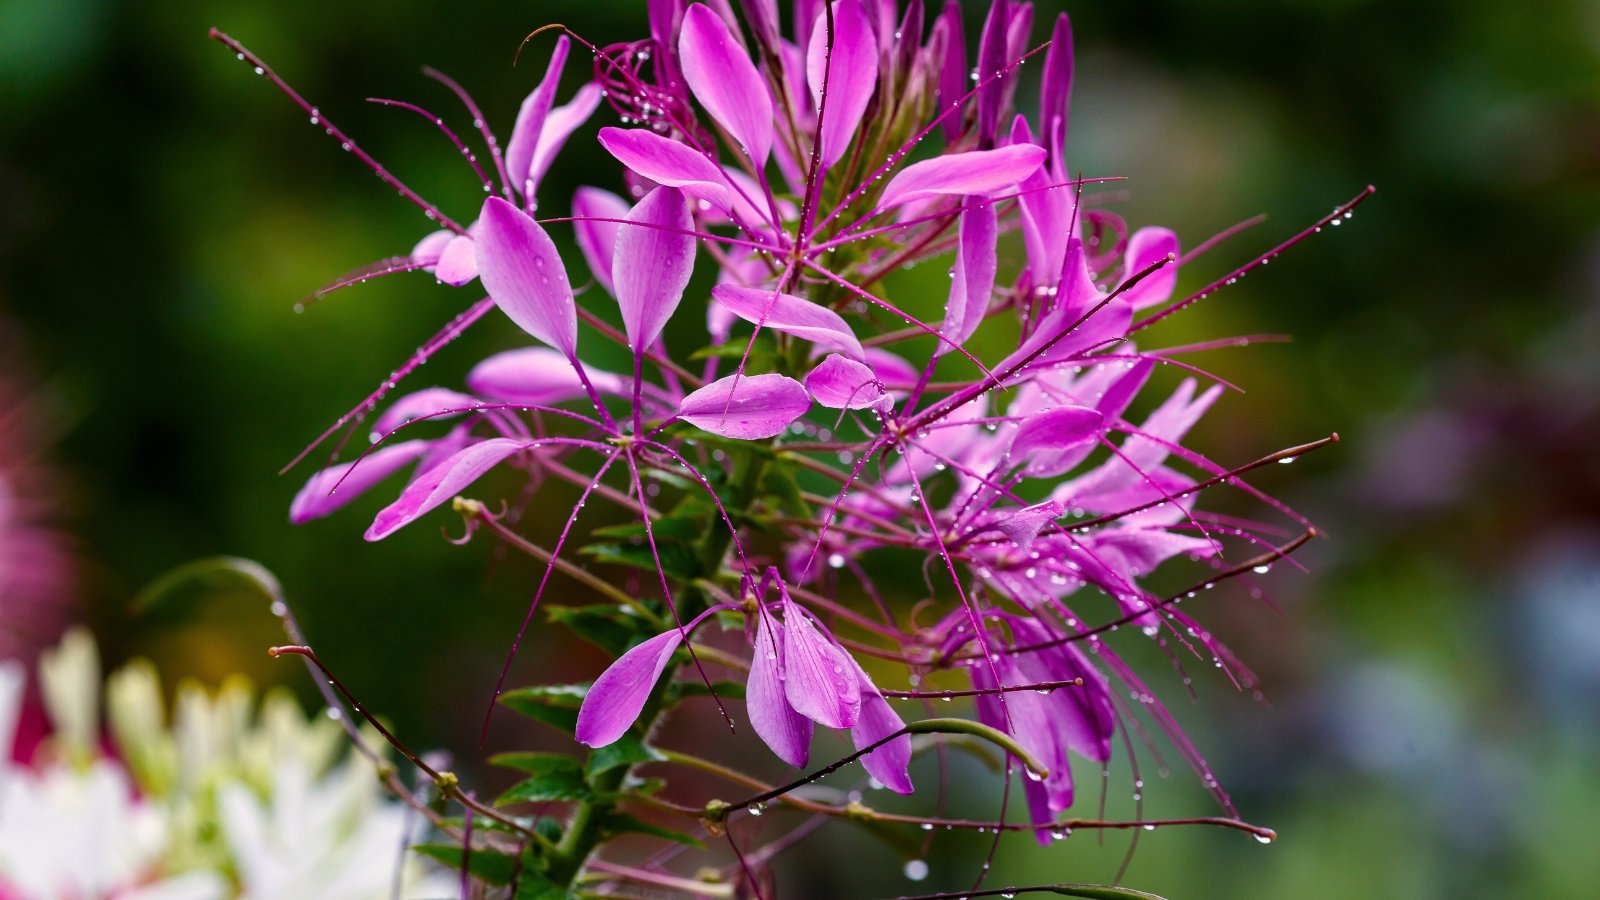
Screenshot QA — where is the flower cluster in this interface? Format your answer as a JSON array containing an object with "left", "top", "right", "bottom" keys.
[
  {"left": 219, "top": 0, "right": 1355, "bottom": 893},
  {"left": 0, "top": 629, "right": 449, "bottom": 899}
]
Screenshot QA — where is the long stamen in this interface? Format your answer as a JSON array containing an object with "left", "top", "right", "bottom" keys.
[
  {"left": 1135, "top": 185, "right": 1376, "bottom": 332},
  {"left": 209, "top": 29, "right": 467, "bottom": 234},
  {"left": 367, "top": 97, "right": 495, "bottom": 193}
]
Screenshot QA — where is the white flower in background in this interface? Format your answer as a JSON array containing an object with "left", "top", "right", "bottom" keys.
[
  {"left": 1, "top": 629, "right": 452, "bottom": 899},
  {"left": 0, "top": 635, "right": 222, "bottom": 899}
]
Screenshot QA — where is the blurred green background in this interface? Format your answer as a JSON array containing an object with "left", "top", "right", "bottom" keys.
[{"left": 1, "top": 0, "right": 1597, "bottom": 897}]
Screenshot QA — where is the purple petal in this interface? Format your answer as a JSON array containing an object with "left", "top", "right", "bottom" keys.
[
  {"left": 782, "top": 609, "right": 860, "bottom": 729},
  {"left": 804, "top": 354, "right": 890, "bottom": 410},
  {"left": 475, "top": 197, "right": 578, "bottom": 357},
  {"left": 807, "top": 0, "right": 878, "bottom": 169},
  {"left": 849, "top": 661, "right": 913, "bottom": 793},
  {"left": 411, "top": 229, "right": 451, "bottom": 264},
  {"left": 597, "top": 127, "right": 732, "bottom": 210},
  {"left": 1090, "top": 527, "right": 1218, "bottom": 577},
  {"left": 739, "top": 0, "right": 782, "bottom": 48},
  {"left": 434, "top": 231, "right": 479, "bottom": 287},
  {"left": 864, "top": 347, "right": 920, "bottom": 389},
  {"left": 467, "top": 347, "right": 624, "bottom": 404},
  {"left": 372, "top": 387, "right": 481, "bottom": 436},
  {"left": 1095, "top": 358, "right": 1155, "bottom": 421},
  {"left": 677, "top": 373, "right": 812, "bottom": 439},
  {"left": 940, "top": 201, "right": 999, "bottom": 352},
  {"left": 679, "top": 3, "right": 773, "bottom": 165},
  {"left": 575, "top": 629, "right": 685, "bottom": 747},
  {"left": 364, "top": 438, "right": 528, "bottom": 541},
  {"left": 615, "top": 187, "right": 697, "bottom": 353},
  {"left": 1121, "top": 227, "right": 1180, "bottom": 310},
  {"left": 1123, "top": 379, "right": 1221, "bottom": 472},
  {"left": 987, "top": 500, "right": 1063, "bottom": 550},
  {"left": 526, "top": 84, "right": 603, "bottom": 196},
  {"left": 1038, "top": 13, "right": 1074, "bottom": 159},
  {"left": 998, "top": 293, "right": 1130, "bottom": 373},
  {"left": 974, "top": 0, "right": 1011, "bottom": 144},
  {"left": 749, "top": 613, "right": 813, "bottom": 767},
  {"left": 289, "top": 440, "right": 431, "bottom": 524},
  {"left": 571, "top": 187, "right": 631, "bottom": 296},
  {"left": 712, "top": 284, "right": 865, "bottom": 360},
  {"left": 876, "top": 144, "right": 1046, "bottom": 211},
  {"left": 933, "top": 0, "right": 967, "bottom": 141},
  {"left": 1010, "top": 404, "right": 1103, "bottom": 477},
  {"left": 1012, "top": 116, "right": 1071, "bottom": 285},
  {"left": 1011, "top": 619, "right": 1115, "bottom": 763},
  {"left": 505, "top": 36, "right": 571, "bottom": 197}
]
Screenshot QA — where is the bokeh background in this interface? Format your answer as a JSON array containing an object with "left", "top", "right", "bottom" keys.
[{"left": 2, "top": 0, "right": 1597, "bottom": 897}]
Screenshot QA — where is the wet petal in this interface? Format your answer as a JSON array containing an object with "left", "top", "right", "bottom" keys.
[
  {"left": 615, "top": 187, "right": 696, "bottom": 353},
  {"left": 575, "top": 629, "right": 684, "bottom": 747},
  {"left": 987, "top": 500, "right": 1063, "bottom": 550},
  {"left": 364, "top": 438, "right": 528, "bottom": 540},
  {"left": 782, "top": 609, "right": 860, "bottom": 729},
  {"left": 807, "top": 0, "right": 878, "bottom": 169},
  {"left": 467, "top": 347, "right": 624, "bottom": 404},
  {"left": 677, "top": 373, "right": 812, "bottom": 439},
  {"left": 1121, "top": 227, "right": 1180, "bottom": 310},
  {"left": 505, "top": 35, "right": 571, "bottom": 197},
  {"left": 680, "top": 3, "right": 773, "bottom": 165},
  {"left": 411, "top": 229, "right": 452, "bottom": 263},
  {"left": 434, "top": 231, "right": 480, "bottom": 286},
  {"left": 876, "top": 143, "right": 1046, "bottom": 211},
  {"left": 572, "top": 187, "right": 631, "bottom": 297},
  {"left": 748, "top": 613, "right": 813, "bottom": 767},
  {"left": 1010, "top": 404, "right": 1103, "bottom": 477},
  {"left": 974, "top": 0, "right": 1011, "bottom": 144},
  {"left": 475, "top": 197, "right": 579, "bottom": 357},
  {"left": 864, "top": 347, "right": 921, "bottom": 390},
  {"left": 940, "top": 201, "right": 998, "bottom": 351},
  {"left": 932, "top": 0, "right": 968, "bottom": 142},
  {"left": 597, "top": 127, "right": 732, "bottom": 209},
  {"left": 527, "top": 83, "right": 603, "bottom": 195},
  {"left": 848, "top": 661, "right": 912, "bottom": 793},
  {"left": 372, "top": 387, "right": 481, "bottom": 436},
  {"left": 804, "top": 354, "right": 890, "bottom": 410},
  {"left": 289, "top": 440, "right": 431, "bottom": 524},
  {"left": 1038, "top": 13, "right": 1074, "bottom": 160},
  {"left": 712, "top": 284, "right": 865, "bottom": 360}
]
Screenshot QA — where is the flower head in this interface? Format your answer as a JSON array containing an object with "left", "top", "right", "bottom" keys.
[{"left": 218, "top": 0, "right": 1357, "bottom": 889}]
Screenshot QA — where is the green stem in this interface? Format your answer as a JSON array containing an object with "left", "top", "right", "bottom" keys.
[{"left": 548, "top": 449, "right": 772, "bottom": 891}]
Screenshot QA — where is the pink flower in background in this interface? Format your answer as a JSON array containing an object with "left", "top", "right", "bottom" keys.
[{"left": 0, "top": 319, "right": 74, "bottom": 665}]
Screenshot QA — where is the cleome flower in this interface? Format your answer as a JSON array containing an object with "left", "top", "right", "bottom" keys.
[{"left": 218, "top": 0, "right": 1360, "bottom": 890}]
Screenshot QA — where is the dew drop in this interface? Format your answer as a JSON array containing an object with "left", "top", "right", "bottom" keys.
[{"left": 903, "top": 860, "right": 929, "bottom": 881}]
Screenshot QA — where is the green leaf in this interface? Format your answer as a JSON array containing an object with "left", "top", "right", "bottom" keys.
[
  {"left": 497, "top": 686, "right": 588, "bottom": 734},
  {"left": 600, "top": 812, "right": 705, "bottom": 848},
  {"left": 760, "top": 464, "right": 812, "bottom": 517},
  {"left": 545, "top": 604, "right": 650, "bottom": 657},
  {"left": 412, "top": 843, "right": 519, "bottom": 886},
  {"left": 580, "top": 541, "right": 700, "bottom": 582},
  {"left": 511, "top": 871, "right": 567, "bottom": 900},
  {"left": 590, "top": 516, "right": 702, "bottom": 544},
  {"left": 494, "top": 754, "right": 592, "bottom": 805},
  {"left": 490, "top": 751, "right": 583, "bottom": 776},
  {"left": 585, "top": 734, "right": 664, "bottom": 778}
]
